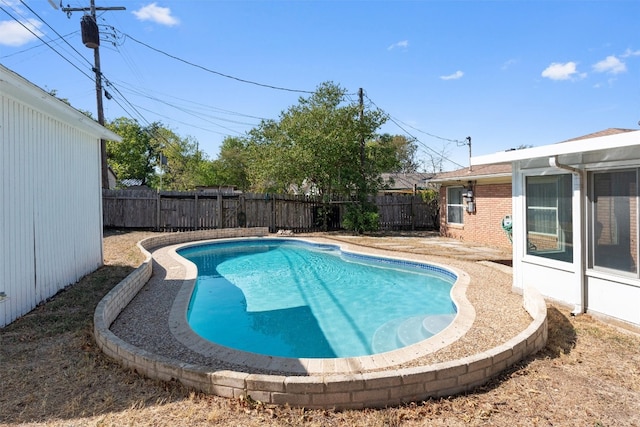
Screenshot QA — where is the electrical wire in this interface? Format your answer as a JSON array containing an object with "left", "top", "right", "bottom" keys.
[
  {"left": 121, "top": 32, "right": 316, "bottom": 95},
  {"left": 97, "top": 22, "right": 269, "bottom": 136},
  {"left": 106, "top": 92, "right": 195, "bottom": 157},
  {"left": 0, "top": 2, "right": 247, "bottom": 162},
  {"left": 2, "top": 2, "right": 201, "bottom": 157},
  {"left": 0, "top": 2, "right": 94, "bottom": 82},
  {"left": 0, "top": 30, "right": 78, "bottom": 59},
  {"left": 17, "top": 0, "right": 94, "bottom": 68},
  {"left": 132, "top": 104, "right": 246, "bottom": 137},
  {"left": 112, "top": 79, "right": 266, "bottom": 123},
  {"left": 363, "top": 93, "right": 466, "bottom": 170},
  {"left": 3, "top": 3, "right": 465, "bottom": 169},
  {"left": 102, "top": 77, "right": 262, "bottom": 144}
]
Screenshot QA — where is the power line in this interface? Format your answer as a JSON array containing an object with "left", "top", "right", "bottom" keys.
[
  {"left": 387, "top": 115, "right": 466, "bottom": 170},
  {"left": 60, "top": 0, "right": 126, "bottom": 189},
  {"left": 113, "top": 79, "right": 266, "bottom": 122},
  {"left": 121, "top": 32, "right": 316, "bottom": 95},
  {"left": 390, "top": 115, "right": 466, "bottom": 145},
  {"left": 132, "top": 104, "right": 246, "bottom": 138},
  {"left": 0, "top": 3, "right": 94, "bottom": 82},
  {"left": 17, "top": 0, "right": 94, "bottom": 68},
  {"left": 0, "top": 30, "right": 78, "bottom": 59},
  {"left": 104, "top": 83, "right": 198, "bottom": 157},
  {"left": 363, "top": 94, "right": 466, "bottom": 169},
  {"left": 0, "top": 2, "right": 228, "bottom": 160},
  {"left": 3, "top": 5, "right": 463, "bottom": 169},
  {"left": 102, "top": 77, "right": 262, "bottom": 144}
]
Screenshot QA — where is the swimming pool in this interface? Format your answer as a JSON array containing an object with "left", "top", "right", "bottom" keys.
[{"left": 178, "top": 239, "right": 457, "bottom": 358}]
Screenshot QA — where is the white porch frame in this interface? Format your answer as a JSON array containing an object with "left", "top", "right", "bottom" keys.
[{"left": 472, "top": 130, "right": 640, "bottom": 328}]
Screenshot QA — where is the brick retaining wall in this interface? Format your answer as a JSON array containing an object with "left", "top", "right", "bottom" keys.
[{"left": 94, "top": 228, "right": 548, "bottom": 409}]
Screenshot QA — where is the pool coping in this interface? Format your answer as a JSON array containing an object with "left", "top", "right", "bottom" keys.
[
  {"left": 167, "top": 236, "right": 474, "bottom": 375},
  {"left": 94, "top": 228, "right": 548, "bottom": 409}
]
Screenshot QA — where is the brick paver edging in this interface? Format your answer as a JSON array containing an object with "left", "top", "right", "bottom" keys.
[{"left": 94, "top": 228, "right": 548, "bottom": 409}]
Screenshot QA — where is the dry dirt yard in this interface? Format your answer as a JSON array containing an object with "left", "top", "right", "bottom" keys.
[{"left": 1, "top": 229, "right": 639, "bottom": 427}]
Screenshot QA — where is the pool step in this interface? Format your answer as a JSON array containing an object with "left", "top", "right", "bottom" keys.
[
  {"left": 396, "top": 315, "right": 434, "bottom": 347},
  {"left": 422, "top": 313, "right": 456, "bottom": 336},
  {"left": 372, "top": 313, "right": 456, "bottom": 354},
  {"left": 372, "top": 317, "right": 406, "bottom": 354}
]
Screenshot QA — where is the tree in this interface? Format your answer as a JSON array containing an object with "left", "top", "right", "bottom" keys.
[
  {"left": 107, "top": 118, "right": 217, "bottom": 190},
  {"left": 211, "top": 136, "right": 251, "bottom": 191},
  {"left": 245, "top": 81, "right": 387, "bottom": 231},
  {"left": 368, "top": 134, "right": 419, "bottom": 173},
  {"left": 152, "top": 127, "right": 219, "bottom": 191},
  {"left": 424, "top": 141, "right": 452, "bottom": 174},
  {"left": 106, "top": 118, "right": 158, "bottom": 186}
]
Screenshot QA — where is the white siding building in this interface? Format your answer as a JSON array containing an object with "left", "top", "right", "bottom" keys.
[
  {"left": 472, "top": 129, "right": 640, "bottom": 329},
  {"left": 0, "top": 65, "right": 121, "bottom": 327}
]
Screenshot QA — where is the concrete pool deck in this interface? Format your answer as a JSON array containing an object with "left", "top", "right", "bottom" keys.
[{"left": 94, "top": 228, "right": 548, "bottom": 409}]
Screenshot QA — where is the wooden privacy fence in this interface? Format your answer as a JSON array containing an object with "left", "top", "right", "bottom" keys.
[{"left": 102, "top": 189, "right": 438, "bottom": 232}]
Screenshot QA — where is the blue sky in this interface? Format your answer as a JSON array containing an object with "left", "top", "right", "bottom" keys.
[{"left": 2, "top": 0, "right": 639, "bottom": 171}]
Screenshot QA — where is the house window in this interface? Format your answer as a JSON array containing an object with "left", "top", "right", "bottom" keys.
[
  {"left": 525, "top": 174, "right": 573, "bottom": 262},
  {"left": 591, "top": 170, "right": 638, "bottom": 275},
  {"left": 447, "top": 187, "right": 464, "bottom": 224}
]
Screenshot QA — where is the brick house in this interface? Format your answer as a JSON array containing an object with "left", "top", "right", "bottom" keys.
[{"left": 428, "top": 164, "right": 513, "bottom": 249}]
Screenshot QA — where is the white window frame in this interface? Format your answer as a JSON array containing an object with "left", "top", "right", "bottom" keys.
[
  {"left": 447, "top": 186, "right": 464, "bottom": 225},
  {"left": 588, "top": 168, "right": 639, "bottom": 278},
  {"left": 524, "top": 173, "right": 573, "bottom": 263}
]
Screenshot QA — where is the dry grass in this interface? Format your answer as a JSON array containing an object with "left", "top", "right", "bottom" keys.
[{"left": 1, "top": 229, "right": 639, "bottom": 427}]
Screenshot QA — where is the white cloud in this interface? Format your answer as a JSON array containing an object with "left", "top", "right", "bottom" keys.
[
  {"left": 593, "top": 55, "right": 626, "bottom": 74},
  {"left": 132, "top": 3, "right": 180, "bottom": 26},
  {"left": 501, "top": 59, "right": 518, "bottom": 70},
  {"left": 440, "top": 70, "right": 464, "bottom": 80},
  {"left": 541, "top": 61, "right": 583, "bottom": 81},
  {"left": 387, "top": 40, "right": 409, "bottom": 51},
  {"left": 621, "top": 48, "right": 640, "bottom": 58},
  {"left": 0, "top": 19, "right": 44, "bottom": 47}
]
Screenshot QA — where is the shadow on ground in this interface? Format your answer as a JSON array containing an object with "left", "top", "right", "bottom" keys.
[
  {"left": 466, "top": 304, "right": 577, "bottom": 397},
  {"left": 0, "top": 263, "right": 195, "bottom": 425}
]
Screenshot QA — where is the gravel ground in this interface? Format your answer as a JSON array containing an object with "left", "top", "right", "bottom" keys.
[
  {"left": 110, "top": 233, "right": 532, "bottom": 374},
  {"left": 3, "top": 230, "right": 639, "bottom": 426}
]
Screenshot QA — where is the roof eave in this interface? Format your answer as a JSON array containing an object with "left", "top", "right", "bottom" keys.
[
  {"left": 428, "top": 172, "right": 513, "bottom": 184},
  {"left": 1, "top": 65, "right": 122, "bottom": 142},
  {"left": 471, "top": 130, "right": 640, "bottom": 166}
]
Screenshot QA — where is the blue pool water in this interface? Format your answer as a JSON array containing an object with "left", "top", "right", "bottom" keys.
[{"left": 179, "top": 239, "right": 457, "bottom": 358}]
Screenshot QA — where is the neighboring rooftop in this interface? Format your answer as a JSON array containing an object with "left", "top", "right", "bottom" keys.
[
  {"left": 380, "top": 172, "right": 434, "bottom": 192},
  {"left": 560, "top": 127, "right": 636, "bottom": 142},
  {"left": 428, "top": 164, "right": 512, "bottom": 184}
]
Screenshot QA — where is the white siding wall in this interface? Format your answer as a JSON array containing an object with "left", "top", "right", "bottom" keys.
[
  {"left": 519, "top": 262, "right": 577, "bottom": 305},
  {"left": 587, "top": 276, "right": 640, "bottom": 326},
  {"left": 1, "top": 69, "right": 110, "bottom": 327}
]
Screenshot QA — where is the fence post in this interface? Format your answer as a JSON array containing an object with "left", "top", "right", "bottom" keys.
[
  {"left": 239, "top": 194, "right": 246, "bottom": 227},
  {"left": 217, "top": 190, "right": 223, "bottom": 229},
  {"left": 156, "top": 191, "right": 161, "bottom": 231},
  {"left": 194, "top": 192, "right": 199, "bottom": 231},
  {"left": 411, "top": 195, "right": 415, "bottom": 231},
  {"left": 270, "top": 195, "right": 276, "bottom": 233}
]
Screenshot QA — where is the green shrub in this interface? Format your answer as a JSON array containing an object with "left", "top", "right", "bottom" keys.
[{"left": 343, "top": 204, "right": 379, "bottom": 234}]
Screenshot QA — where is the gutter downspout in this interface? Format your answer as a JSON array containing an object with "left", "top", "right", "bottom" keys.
[{"left": 548, "top": 156, "right": 585, "bottom": 316}]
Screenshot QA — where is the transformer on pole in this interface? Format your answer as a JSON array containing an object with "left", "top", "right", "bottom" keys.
[{"left": 61, "top": 0, "right": 125, "bottom": 189}]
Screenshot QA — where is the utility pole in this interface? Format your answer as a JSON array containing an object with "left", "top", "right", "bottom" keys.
[
  {"left": 62, "top": 0, "right": 125, "bottom": 189},
  {"left": 466, "top": 136, "right": 472, "bottom": 171},
  {"left": 457, "top": 136, "right": 472, "bottom": 171},
  {"left": 358, "top": 88, "right": 365, "bottom": 172}
]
